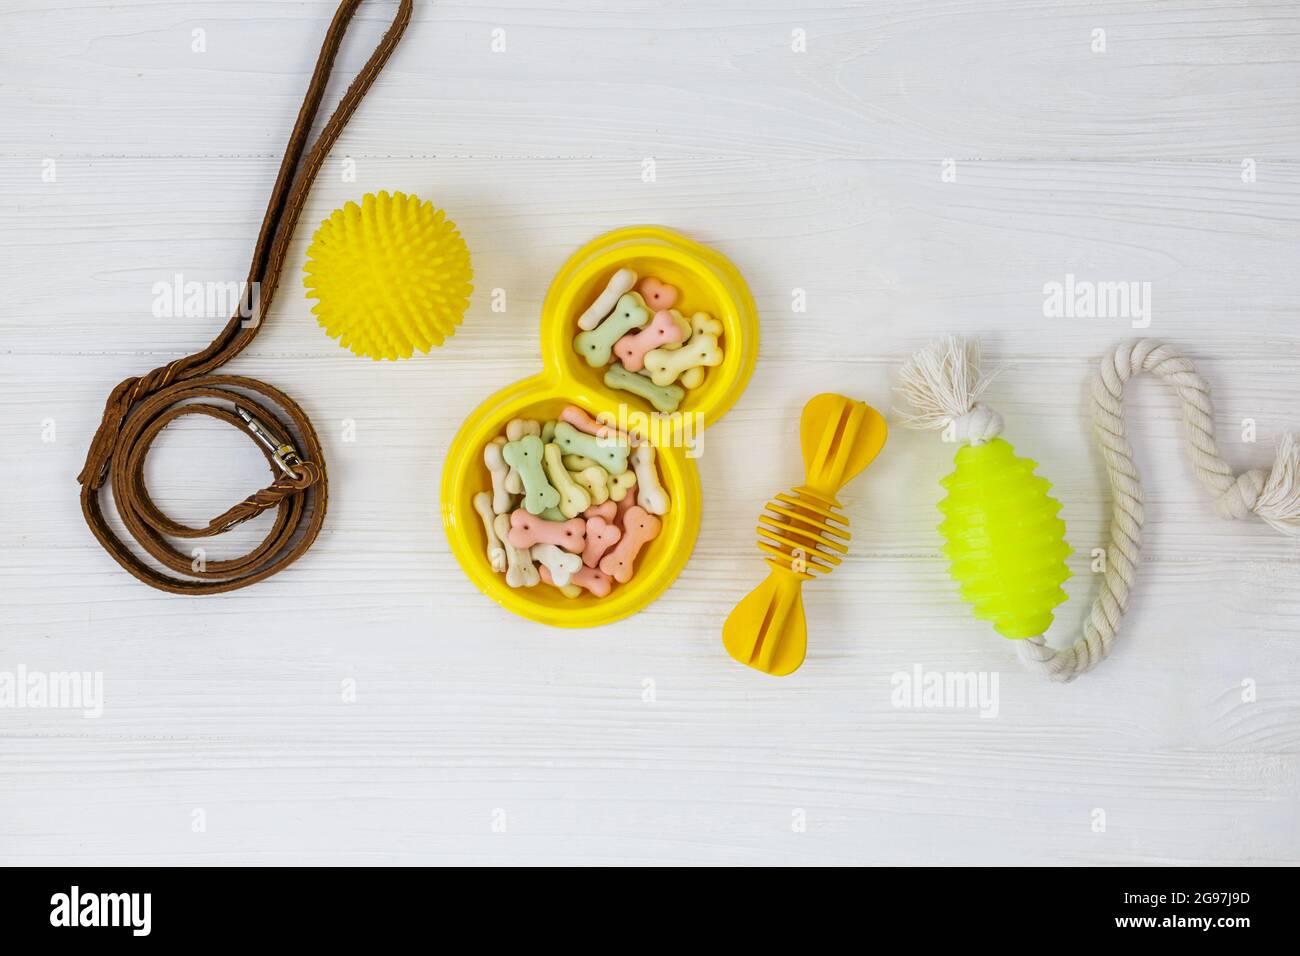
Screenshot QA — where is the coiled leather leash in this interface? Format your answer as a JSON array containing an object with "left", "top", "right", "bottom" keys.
[{"left": 78, "top": 0, "right": 414, "bottom": 594}]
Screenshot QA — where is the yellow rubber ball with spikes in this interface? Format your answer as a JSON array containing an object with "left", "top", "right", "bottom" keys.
[
  {"left": 938, "top": 438, "right": 1072, "bottom": 638},
  {"left": 303, "top": 191, "right": 473, "bottom": 360}
]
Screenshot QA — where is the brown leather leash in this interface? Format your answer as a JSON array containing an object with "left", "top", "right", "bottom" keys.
[{"left": 78, "top": 0, "right": 415, "bottom": 594}]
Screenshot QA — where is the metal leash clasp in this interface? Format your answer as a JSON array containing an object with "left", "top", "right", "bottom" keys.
[{"left": 235, "top": 405, "right": 303, "bottom": 478}]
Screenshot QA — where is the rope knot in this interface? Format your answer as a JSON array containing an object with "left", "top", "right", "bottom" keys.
[
  {"left": 1215, "top": 469, "right": 1267, "bottom": 521},
  {"left": 949, "top": 404, "right": 1004, "bottom": 446}
]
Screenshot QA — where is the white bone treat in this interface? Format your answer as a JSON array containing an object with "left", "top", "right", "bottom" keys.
[
  {"left": 506, "top": 418, "right": 541, "bottom": 442},
  {"left": 492, "top": 435, "right": 524, "bottom": 495},
  {"left": 473, "top": 491, "right": 507, "bottom": 572},
  {"left": 576, "top": 267, "right": 637, "bottom": 331},
  {"left": 531, "top": 543, "right": 582, "bottom": 587},
  {"left": 483, "top": 439, "right": 515, "bottom": 514},
  {"left": 631, "top": 443, "right": 669, "bottom": 515}
]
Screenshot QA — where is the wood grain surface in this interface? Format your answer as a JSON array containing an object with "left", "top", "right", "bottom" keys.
[{"left": 1, "top": 0, "right": 1298, "bottom": 865}]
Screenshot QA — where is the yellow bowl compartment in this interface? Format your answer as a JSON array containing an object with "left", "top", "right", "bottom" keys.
[{"left": 440, "top": 226, "right": 759, "bottom": 627}]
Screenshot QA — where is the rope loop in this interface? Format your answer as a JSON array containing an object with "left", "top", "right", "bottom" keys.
[{"left": 1022, "top": 338, "right": 1300, "bottom": 682}]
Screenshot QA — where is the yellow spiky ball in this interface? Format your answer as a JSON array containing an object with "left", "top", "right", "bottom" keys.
[{"left": 303, "top": 191, "right": 473, "bottom": 360}]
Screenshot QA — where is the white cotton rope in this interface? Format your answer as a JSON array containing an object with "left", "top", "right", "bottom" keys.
[{"left": 898, "top": 337, "right": 1300, "bottom": 683}]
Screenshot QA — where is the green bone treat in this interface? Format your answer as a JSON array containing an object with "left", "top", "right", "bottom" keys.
[
  {"left": 604, "top": 364, "right": 684, "bottom": 414},
  {"left": 553, "top": 421, "right": 629, "bottom": 475},
  {"left": 573, "top": 292, "right": 649, "bottom": 367},
  {"left": 502, "top": 434, "right": 560, "bottom": 515}
]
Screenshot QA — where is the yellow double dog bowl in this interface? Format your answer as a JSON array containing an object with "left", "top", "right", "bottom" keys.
[{"left": 440, "top": 226, "right": 759, "bottom": 627}]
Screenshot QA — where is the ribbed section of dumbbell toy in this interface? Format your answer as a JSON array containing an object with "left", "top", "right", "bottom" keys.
[{"left": 756, "top": 485, "right": 850, "bottom": 580}]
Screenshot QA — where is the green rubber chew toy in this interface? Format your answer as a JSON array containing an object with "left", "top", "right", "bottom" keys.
[
  {"left": 899, "top": 336, "right": 1300, "bottom": 683},
  {"left": 939, "top": 438, "right": 1071, "bottom": 638},
  {"left": 898, "top": 338, "right": 1072, "bottom": 641}
]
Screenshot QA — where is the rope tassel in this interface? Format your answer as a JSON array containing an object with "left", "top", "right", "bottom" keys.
[
  {"left": 1253, "top": 433, "right": 1300, "bottom": 534},
  {"left": 898, "top": 336, "right": 1300, "bottom": 683}
]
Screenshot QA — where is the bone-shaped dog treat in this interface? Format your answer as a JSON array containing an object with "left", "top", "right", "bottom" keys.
[
  {"left": 473, "top": 491, "right": 507, "bottom": 572},
  {"left": 563, "top": 453, "right": 600, "bottom": 472},
  {"left": 494, "top": 513, "right": 539, "bottom": 588},
  {"left": 584, "top": 500, "right": 617, "bottom": 522},
  {"left": 664, "top": 309, "right": 692, "bottom": 347},
  {"left": 644, "top": 333, "right": 723, "bottom": 387},
  {"left": 581, "top": 515, "right": 622, "bottom": 569},
  {"left": 502, "top": 434, "right": 560, "bottom": 515},
  {"left": 549, "top": 562, "right": 612, "bottom": 598},
  {"left": 542, "top": 442, "right": 590, "bottom": 518},
  {"left": 690, "top": 310, "right": 722, "bottom": 339},
  {"left": 531, "top": 543, "right": 582, "bottom": 588},
  {"left": 630, "top": 443, "right": 669, "bottom": 515},
  {"left": 614, "top": 309, "right": 685, "bottom": 372},
  {"left": 676, "top": 319, "right": 717, "bottom": 387},
  {"left": 637, "top": 276, "right": 678, "bottom": 311},
  {"left": 553, "top": 421, "right": 629, "bottom": 475},
  {"left": 615, "top": 485, "right": 637, "bottom": 522},
  {"left": 540, "top": 506, "right": 566, "bottom": 521},
  {"left": 630, "top": 444, "right": 667, "bottom": 514},
  {"left": 604, "top": 364, "right": 684, "bottom": 414},
  {"left": 560, "top": 405, "right": 640, "bottom": 447},
  {"left": 599, "top": 505, "right": 661, "bottom": 583},
  {"left": 538, "top": 564, "right": 583, "bottom": 598},
  {"left": 483, "top": 440, "right": 515, "bottom": 514},
  {"left": 574, "top": 292, "right": 649, "bottom": 367},
  {"left": 570, "top": 465, "right": 610, "bottom": 505},
  {"left": 490, "top": 435, "right": 524, "bottom": 495},
  {"left": 560, "top": 405, "right": 604, "bottom": 437},
  {"left": 508, "top": 509, "right": 586, "bottom": 554},
  {"left": 679, "top": 312, "right": 721, "bottom": 387},
  {"left": 503, "top": 420, "right": 542, "bottom": 497},
  {"left": 608, "top": 469, "right": 636, "bottom": 502},
  {"left": 577, "top": 267, "right": 637, "bottom": 331},
  {"left": 506, "top": 418, "right": 541, "bottom": 442},
  {"left": 541, "top": 420, "right": 557, "bottom": 443}
]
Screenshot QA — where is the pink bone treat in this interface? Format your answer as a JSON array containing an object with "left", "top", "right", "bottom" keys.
[
  {"left": 613, "top": 310, "right": 685, "bottom": 372},
  {"left": 637, "top": 277, "right": 678, "bottom": 311},
  {"left": 584, "top": 500, "right": 617, "bottom": 522},
  {"left": 559, "top": 405, "right": 635, "bottom": 444},
  {"left": 614, "top": 485, "right": 638, "bottom": 523},
  {"left": 542, "top": 562, "right": 612, "bottom": 598},
  {"left": 508, "top": 510, "right": 586, "bottom": 554},
  {"left": 598, "top": 505, "right": 661, "bottom": 584},
  {"left": 581, "top": 515, "right": 622, "bottom": 569}
]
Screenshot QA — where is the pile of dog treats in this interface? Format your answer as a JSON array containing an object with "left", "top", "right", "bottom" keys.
[
  {"left": 572, "top": 269, "right": 724, "bottom": 414},
  {"left": 473, "top": 405, "right": 670, "bottom": 597}
]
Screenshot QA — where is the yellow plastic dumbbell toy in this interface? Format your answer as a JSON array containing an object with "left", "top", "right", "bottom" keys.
[{"left": 722, "top": 393, "right": 888, "bottom": 676}]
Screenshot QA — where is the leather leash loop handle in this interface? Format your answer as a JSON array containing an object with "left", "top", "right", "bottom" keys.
[{"left": 78, "top": 0, "right": 415, "bottom": 595}]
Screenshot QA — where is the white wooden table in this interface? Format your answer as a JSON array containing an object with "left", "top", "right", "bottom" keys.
[{"left": 2, "top": 0, "right": 1298, "bottom": 865}]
